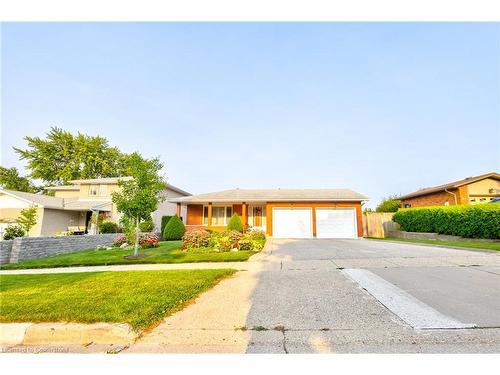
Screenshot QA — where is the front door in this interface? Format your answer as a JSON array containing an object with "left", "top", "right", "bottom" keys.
[{"left": 253, "top": 206, "right": 263, "bottom": 227}]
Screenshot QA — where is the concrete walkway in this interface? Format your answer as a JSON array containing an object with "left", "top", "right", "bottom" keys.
[{"left": 0, "top": 261, "right": 259, "bottom": 275}]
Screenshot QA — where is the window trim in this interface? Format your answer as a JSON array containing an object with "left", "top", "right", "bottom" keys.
[
  {"left": 202, "top": 205, "right": 233, "bottom": 226},
  {"left": 88, "top": 184, "right": 99, "bottom": 196},
  {"left": 99, "top": 184, "right": 108, "bottom": 196}
]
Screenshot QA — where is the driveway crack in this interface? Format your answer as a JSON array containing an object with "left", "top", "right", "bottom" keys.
[{"left": 282, "top": 330, "right": 288, "bottom": 354}]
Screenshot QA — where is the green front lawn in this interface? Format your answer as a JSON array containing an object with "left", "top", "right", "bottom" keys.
[
  {"left": 0, "top": 241, "right": 256, "bottom": 270},
  {"left": 379, "top": 237, "right": 500, "bottom": 252},
  {"left": 0, "top": 269, "right": 235, "bottom": 331}
]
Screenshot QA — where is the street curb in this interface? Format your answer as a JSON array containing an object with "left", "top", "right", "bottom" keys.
[{"left": 0, "top": 322, "right": 137, "bottom": 346}]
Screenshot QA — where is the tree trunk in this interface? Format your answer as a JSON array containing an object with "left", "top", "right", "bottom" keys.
[{"left": 134, "top": 216, "right": 140, "bottom": 256}]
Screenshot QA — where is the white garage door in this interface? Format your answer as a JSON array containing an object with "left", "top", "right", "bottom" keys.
[
  {"left": 316, "top": 208, "right": 357, "bottom": 239},
  {"left": 272, "top": 208, "right": 313, "bottom": 238}
]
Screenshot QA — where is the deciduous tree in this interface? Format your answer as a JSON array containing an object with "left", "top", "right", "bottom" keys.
[
  {"left": 14, "top": 127, "right": 130, "bottom": 185},
  {"left": 111, "top": 153, "right": 166, "bottom": 256},
  {"left": 0, "top": 166, "right": 37, "bottom": 192},
  {"left": 16, "top": 205, "right": 38, "bottom": 236}
]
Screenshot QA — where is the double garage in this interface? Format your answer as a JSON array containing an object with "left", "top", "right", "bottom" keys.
[{"left": 268, "top": 203, "right": 362, "bottom": 239}]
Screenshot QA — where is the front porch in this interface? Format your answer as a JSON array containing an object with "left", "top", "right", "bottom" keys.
[{"left": 177, "top": 202, "right": 266, "bottom": 232}]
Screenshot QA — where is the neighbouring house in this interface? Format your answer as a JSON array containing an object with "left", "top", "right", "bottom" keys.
[
  {"left": 170, "top": 188, "right": 368, "bottom": 239},
  {"left": 0, "top": 177, "right": 190, "bottom": 237},
  {"left": 399, "top": 172, "right": 500, "bottom": 208}
]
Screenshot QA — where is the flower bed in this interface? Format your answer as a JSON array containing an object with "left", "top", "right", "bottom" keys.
[
  {"left": 182, "top": 229, "right": 266, "bottom": 252},
  {"left": 112, "top": 232, "right": 160, "bottom": 248}
]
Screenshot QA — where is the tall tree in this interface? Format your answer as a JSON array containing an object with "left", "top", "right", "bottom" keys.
[
  {"left": 14, "top": 127, "right": 130, "bottom": 185},
  {"left": 111, "top": 153, "right": 166, "bottom": 256},
  {"left": 0, "top": 166, "right": 36, "bottom": 192}
]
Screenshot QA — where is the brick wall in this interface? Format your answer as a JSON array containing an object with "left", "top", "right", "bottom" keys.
[
  {"left": 401, "top": 189, "right": 461, "bottom": 208},
  {"left": 2, "top": 234, "right": 118, "bottom": 264}
]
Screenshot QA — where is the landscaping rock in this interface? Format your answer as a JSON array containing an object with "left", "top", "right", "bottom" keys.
[{"left": 120, "top": 243, "right": 129, "bottom": 249}]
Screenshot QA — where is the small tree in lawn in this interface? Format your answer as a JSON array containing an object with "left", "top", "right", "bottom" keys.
[
  {"left": 111, "top": 153, "right": 166, "bottom": 257},
  {"left": 16, "top": 205, "right": 38, "bottom": 236}
]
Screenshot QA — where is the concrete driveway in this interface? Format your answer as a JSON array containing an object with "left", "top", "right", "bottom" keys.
[{"left": 128, "top": 238, "right": 500, "bottom": 353}]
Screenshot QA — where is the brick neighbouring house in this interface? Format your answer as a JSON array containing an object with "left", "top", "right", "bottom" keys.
[{"left": 399, "top": 172, "right": 500, "bottom": 208}]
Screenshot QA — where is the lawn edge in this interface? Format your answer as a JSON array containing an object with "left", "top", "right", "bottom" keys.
[{"left": 368, "top": 237, "right": 500, "bottom": 254}]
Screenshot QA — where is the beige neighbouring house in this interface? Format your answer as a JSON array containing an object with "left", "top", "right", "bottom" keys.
[
  {"left": 399, "top": 172, "right": 500, "bottom": 208},
  {"left": 0, "top": 177, "right": 190, "bottom": 238}
]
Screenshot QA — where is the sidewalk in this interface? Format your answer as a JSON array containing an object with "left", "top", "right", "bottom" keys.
[{"left": 0, "top": 261, "right": 264, "bottom": 275}]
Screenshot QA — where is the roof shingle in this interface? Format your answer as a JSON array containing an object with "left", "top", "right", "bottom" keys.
[{"left": 169, "top": 188, "right": 367, "bottom": 203}]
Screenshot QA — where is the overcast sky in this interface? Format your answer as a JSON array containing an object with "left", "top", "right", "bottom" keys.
[{"left": 1, "top": 22, "right": 499, "bottom": 207}]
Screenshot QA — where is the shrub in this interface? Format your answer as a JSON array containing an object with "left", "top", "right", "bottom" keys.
[
  {"left": 247, "top": 230, "right": 266, "bottom": 242},
  {"left": 392, "top": 203, "right": 500, "bottom": 239},
  {"left": 227, "top": 213, "right": 244, "bottom": 233},
  {"left": 163, "top": 215, "right": 185, "bottom": 240},
  {"left": 161, "top": 216, "right": 173, "bottom": 236},
  {"left": 100, "top": 221, "right": 119, "bottom": 233},
  {"left": 112, "top": 234, "right": 128, "bottom": 247},
  {"left": 182, "top": 229, "right": 211, "bottom": 249},
  {"left": 139, "top": 232, "right": 160, "bottom": 248},
  {"left": 376, "top": 196, "right": 401, "bottom": 212},
  {"left": 238, "top": 239, "right": 253, "bottom": 251},
  {"left": 3, "top": 224, "right": 25, "bottom": 240},
  {"left": 240, "top": 230, "right": 266, "bottom": 251},
  {"left": 139, "top": 219, "right": 155, "bottom": 232},
  {"left": 209, "top": 230, "right": 242, "bottom": 252}
]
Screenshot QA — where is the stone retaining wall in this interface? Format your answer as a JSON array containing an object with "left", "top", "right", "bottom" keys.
[
  {"left": 1, "top": 234, "right": 117, "bottom": 264},
  {"left": 0, "top": 241, "right": 13, "bottom": 265}
]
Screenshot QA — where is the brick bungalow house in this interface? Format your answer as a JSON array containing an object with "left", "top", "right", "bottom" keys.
[
  {"left": 399, "top": 172, "right": 500, "bottom": 208},
  {"left": 170, "top": 188, "right": 368, "bottom": 238}
]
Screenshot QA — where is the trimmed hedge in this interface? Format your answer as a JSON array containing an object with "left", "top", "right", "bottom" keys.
[
  {"left": 163, "top": 215, "right": 186, "bottom": 240},
  {"left": 161, "top": 216, "right": 173, "bottom": 236},
  {"left": 392, "top": 203, "right": 500, "bottom": 239},
  {"left": 227, "top": 213, "right": 243, "bottom": 233}
]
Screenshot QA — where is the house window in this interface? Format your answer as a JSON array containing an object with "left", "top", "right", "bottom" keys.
[
  {"left": 88, "top": 185, "right": 99, "bottom": 196},
  {"left": 202, "top": 205, "right": 232, "bottom": 226},
  {"left": 99, "top": 184, "right": 108, "bottom": 196},
  {"left": 404, "top": 203, "right": 411, "bottom": 208}
]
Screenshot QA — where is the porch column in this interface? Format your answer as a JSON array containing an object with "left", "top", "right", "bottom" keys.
[
  {"left": 312, "top": 207, "right": 317, "bottom": 237},
  {"left": 242, "top": 202, "right": 248, "bottom": 226},
  {"left": 208, "top": 202, "right": 213, "bottom": 227},
  {"left": 176, "top": 203, "right": 181, "bottom": 217}
]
